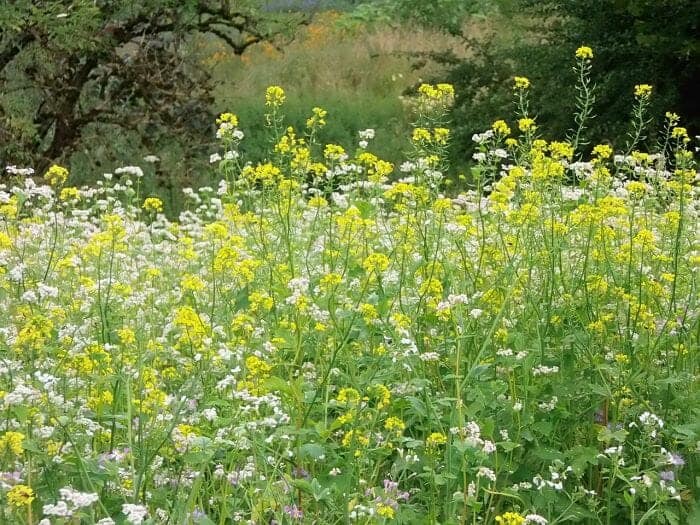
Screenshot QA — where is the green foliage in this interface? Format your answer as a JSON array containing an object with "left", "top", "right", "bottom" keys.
[
  {"left": 443, "top": 0, "right": 699, "bottom": 166},
  {"left": 0, "top": 0, "right": 307, "bottom": 194},
  {"left": 0, "top": 81, "right": 697, "bottom": 523},
  {"left": 229, "top": 91, "right": 410, "bottom": 167},
  {"left": 342, "top": 0, "right": 481, "bottom": 33}
]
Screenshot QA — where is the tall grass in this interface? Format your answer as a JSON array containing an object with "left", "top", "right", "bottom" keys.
[{"left": 205, "top": 11, "right": 468, "bottom": 166}]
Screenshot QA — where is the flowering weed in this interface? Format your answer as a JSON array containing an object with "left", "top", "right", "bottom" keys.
[{"left": 0, "top": 51, "right": 698, "bottom": 524}]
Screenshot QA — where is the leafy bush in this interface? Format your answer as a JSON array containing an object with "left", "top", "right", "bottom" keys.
[
  {"left": 445, "top": 0, "right": 699, "bottom": 167},
  {"left": 0, "top": 65, "right": 698, "bottom": 523}
]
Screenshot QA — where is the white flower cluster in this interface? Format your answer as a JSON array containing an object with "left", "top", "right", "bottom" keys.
[
  {"left": 122, "top": 503, "right": 149, "bottom": 524},
  {"left": 42, "top": 487, "right": 100, "bottom": 518}
]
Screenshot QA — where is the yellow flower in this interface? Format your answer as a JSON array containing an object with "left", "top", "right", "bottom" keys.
[
  {"left": 625, "top": 181, "right": 647, "bottom": 197},
  {"left": 412, "top": 127, "right": 432, "bottom": 143},
  {"left": 342, "top": 429, "right": 370, "bottom": 451},
  {"left": 324, "top": 144, "right": 346, "bottom": 161},
  {"left": 363, "top": 253, "right": 390, "bottom": 274},
  {"left": 426, "top": 432, "right": 447, "bottom": 448},
  {"left": 369, "top": 384, "right": 391, "bottom": 409},
  {"left": 633, "top": 228, "right": 656, "bottom": 248},
  {"left": 418, "top": 83, "right": 455, "bottom": 106},
  {"left": 665, "top": 112, "right": 680, "bottom": 125},
  {"left": 216, "top": 112, "right": 238, "bottom": 126},
  {"left": 359, "top": 303, "right": 379, "bottom": 322},
  {"left": 0, "top": 431, "right": 25, "bottom": 455},
  {"left": 377, "top": 503, "right": 395, "bottom": 519},
  {"left": 336, "top": 387, "right": 361, "bottom": 406},
  {"left": 59, "top": 187, "right": 80, "bottom": 201},
  {"left": 549, "top": 141, "right": 574, "bottom": 160},
  {"left": 492, "top": 120, "right": 511, "bottom": 136},
  {"left": 242, "top": 162, "right": 281, "bottom": 186},
  {"left": 671, "top": 127, "right": 688, "bottom": 140},
  {"left": 265, "top": 85, "right": 286, "bottom": 107},
  {"left": 143, "top": 197, "right": 164, "bottom": 213},
  {"left": 308, "top": 195, "right": 328, "bottom": 208},
  {"left": 518, "top": 118, "right": 536, "bottom": 132},
  {"left": 634, "top": 84, "right": 653, "bottom": 98},
  {"left": 306, "top": 106, "right": 327, "bottom": 128},
  {"left": 384, "top": 417, "right": 406, "bottom": 434},
  {"left": 7, "top": 485, "right": 34, "bottom": 507},
  {"left": 436, "top": 83, "right": 455, "bottom": 98},
  {"left": 181, "top": 274, "right": 206, "bottom": 292},
  {"left": 575, "top": 46, "right": 593, "bottom": 59},
  {"left": 592, "top": 144, "right": 613, "bottom": 159},
  {"left": 45, "top": 164, "right": 69, "bottom": 186},
  {"left": 245, "top": 355, "right": 272, "bottom": 378},
  {"left": 495, "top": 512, "right": 526, "bottom": 525},
  {"left": 513, "top": 76, "right": 530, "bottom": 90},
  {"left": 419, "top": 278, "right": 443, "bottom": 297},
  {"left": 0, "top": 232, "right": 12, "bottom": 250},
  {"left": 117, "top": 327, "right": 136, "bottom": 345},
  {"left": 433, "top": 127, "right": 450, "bottom": 145},
  {"left": 320, "top": 272, "right": 343, "bottom": 290}
]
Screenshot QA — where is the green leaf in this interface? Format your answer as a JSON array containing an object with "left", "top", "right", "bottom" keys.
[
  {"left": 568, "top": 446, "right": 600, "bottom": 473},
  {"left": 300, "top": 443, "right": 326, "bottom": 460}
]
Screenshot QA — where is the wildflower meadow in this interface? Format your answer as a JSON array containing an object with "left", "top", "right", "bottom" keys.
[{"left": 0, "top": 49, "right": 698, "bottom": 524}]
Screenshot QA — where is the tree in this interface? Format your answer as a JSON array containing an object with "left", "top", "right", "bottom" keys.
[{"left": 0, "top": 1, "right": 309, "bottom": 178}]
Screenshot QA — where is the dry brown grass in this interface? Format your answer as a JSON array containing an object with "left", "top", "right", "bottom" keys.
[{"left": 205, "top": 11, "right": 484, "bottom": 103}]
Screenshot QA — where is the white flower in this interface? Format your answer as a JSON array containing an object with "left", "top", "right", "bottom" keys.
[
  {"left": 359, "top": 128, "right": 375, "bottom": 140},
  {"left": 122, "top": 503, "right": 148, "bottom": 524},
  {"left": 43, "top": 500, "right": 72, "bottom": 517},
  {"left": 202, "top": 408, "right": 218, "bottom": 421},
  {"left": 532, "top": 365, "right": 559, "bottom": 376},
  {"left": 5, "top": 165, "right": 35, "bottom": 176},
  {"left": 59, "top": 487, "right": 99, "bottom": 508},
  {"left": 476, "top": 467, "right": 496, "bottom": 482},
  {"left": 114, "top": 166, "right": 144, "bottom": 178},
  {"left": 525, "top": 514, "right": 548, "bottom": 524}
]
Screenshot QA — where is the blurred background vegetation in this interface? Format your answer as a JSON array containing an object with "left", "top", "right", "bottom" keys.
[{"left": 1, "top": 0, "right": 698, "bottom": 211}]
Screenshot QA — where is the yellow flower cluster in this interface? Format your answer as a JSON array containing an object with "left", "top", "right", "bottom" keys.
[
  {"left": 7, "top": 485, "right": 34, "bottom": 507},
  {"left": 634, "top": 84, "right": 653, "bottom": 98},
  {"left": 362, "top": 253, "right": 390, "bottom": 274},
  {"left": 492, "top": 120, "right": 511, "bottom": 136},
  {"left": 426, "top": 432, "right": 447, "bottom": 448},
  {"left": 265, "top": 85, "right": 286, "bottom": 107},
  {"left": 495, "top": 512, "right": 526, "bottom": 525},
  {"left": 0, "top": 431, "right": 25, "bottom": 455},
  {"left": 216, "top": 112, "right": 239, "bottom": 126},
  {"left": 143, "top": 197, "right": 164, "bottom": 213},
  {"left": 45, "top": 164, "right": 69, "bottom": 186},
  {"left": 575, "top": 46, "right": 594, "bottom": 59},
  {"left": 306, "top": 106, "right": 327, "bottom": 129},
  {"left": 513, "top": 76, "right": 530, "bottom": 90},
  {"left": 418, "top": 82, "right": 455, "bottom": 104},
  {"left": 518, "top": 118, "right": 536, "bottom": 132}
]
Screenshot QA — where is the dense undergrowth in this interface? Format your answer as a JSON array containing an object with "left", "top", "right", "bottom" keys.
[{"left": 0, "top": 49, "right": 698, "bottom": 524}]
